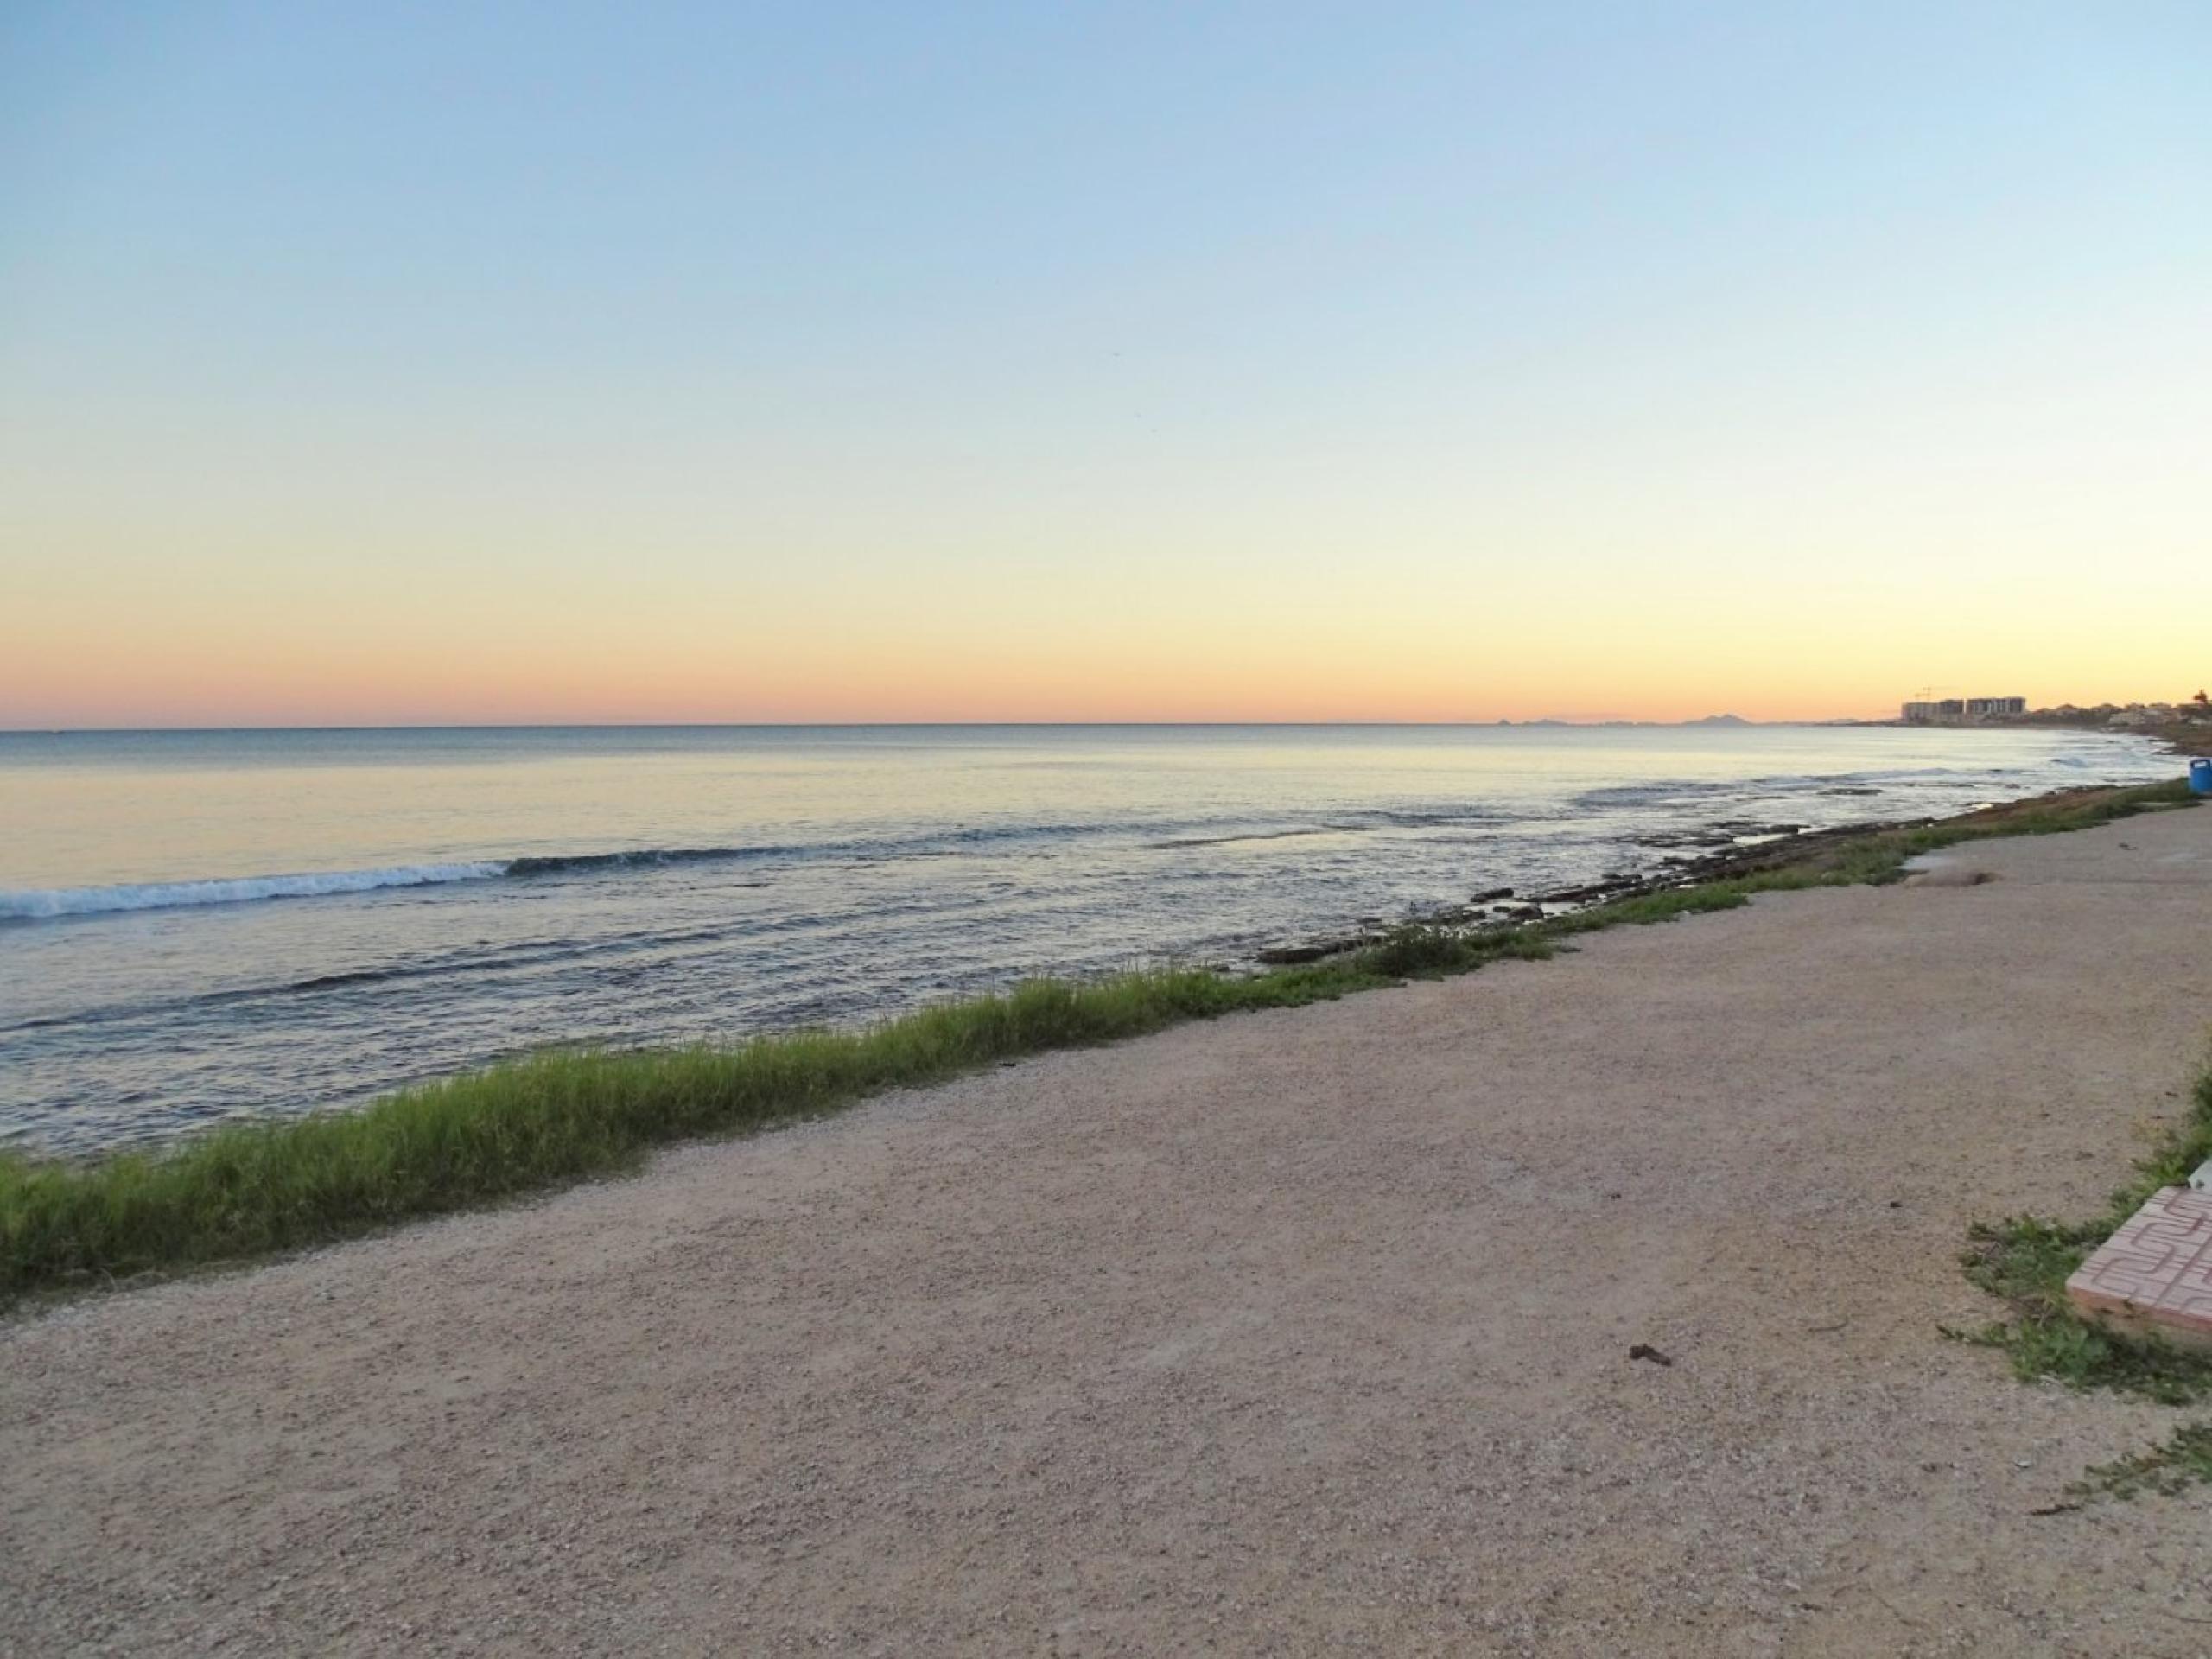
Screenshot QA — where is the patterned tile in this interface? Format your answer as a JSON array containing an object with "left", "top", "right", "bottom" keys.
[{"left": 2066, "top": 1186, "right": 2212, "bottom": 1348}]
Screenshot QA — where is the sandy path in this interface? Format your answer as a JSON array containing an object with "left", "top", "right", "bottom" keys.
[{"left": 6, "top": 807, "right": 2212, "bottom": 1657}]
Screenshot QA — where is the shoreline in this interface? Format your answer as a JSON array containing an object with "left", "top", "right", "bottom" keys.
[
  {"left": 1842, "top": 714, "right": 2212, "bottom": 757},
  {"left": 2020, "top": 715, "right": 2212, "bottom": 756},
  {"left": 2, "top": 771, "right": 2196, "bottom": 1307}
]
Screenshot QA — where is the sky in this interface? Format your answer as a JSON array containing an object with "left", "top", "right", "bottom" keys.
[{"left": 3, "top": 2, "right": 2208, "bottom": 727}]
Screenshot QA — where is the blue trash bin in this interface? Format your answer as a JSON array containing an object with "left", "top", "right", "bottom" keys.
[{"left": 2192, "top": 758, "right": 2212, "bottom": 798}]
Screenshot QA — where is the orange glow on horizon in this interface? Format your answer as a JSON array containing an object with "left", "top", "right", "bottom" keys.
[{"left": 9, "top": 590, "right": 2198, "bottom": 731}]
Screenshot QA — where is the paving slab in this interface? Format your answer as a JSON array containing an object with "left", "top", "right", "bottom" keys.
[{"left": 2068, "top": 1185, "right": 2212, "bottom": 1351}]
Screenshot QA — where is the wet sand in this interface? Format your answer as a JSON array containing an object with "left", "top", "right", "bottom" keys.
[{"left": 5, "top": 805, "right": 2210, "bottom": 1656}]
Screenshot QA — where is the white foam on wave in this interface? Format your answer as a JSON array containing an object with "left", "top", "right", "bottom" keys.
[{"left": 0, "top": 862, "right": 507, "bottom": 921}]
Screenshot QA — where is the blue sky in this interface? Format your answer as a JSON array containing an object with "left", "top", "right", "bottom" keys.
[{"left": 4, "top": 3, "right": 2208, "bottom": 723}]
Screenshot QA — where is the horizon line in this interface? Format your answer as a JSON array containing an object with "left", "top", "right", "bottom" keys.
[{"left": 0, "top": 715, "right": 1891, "bottom": 736}]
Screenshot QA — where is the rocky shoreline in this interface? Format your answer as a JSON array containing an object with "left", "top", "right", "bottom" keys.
[
  {"left": 1247, "top": 733, "right": 2204, "bottom": 970},
  {"left": 1244, "top": 797, "right": 2069, "bottom": 969}
]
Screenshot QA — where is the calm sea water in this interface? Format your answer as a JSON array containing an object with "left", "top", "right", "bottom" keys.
[{"left": 0, "top": 724, "right": 2172, "bottom": 1154}]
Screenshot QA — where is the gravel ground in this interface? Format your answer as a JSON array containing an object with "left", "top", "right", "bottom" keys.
[{"left": 5, "top": 806, "right": 2212, "bottom": 1657}]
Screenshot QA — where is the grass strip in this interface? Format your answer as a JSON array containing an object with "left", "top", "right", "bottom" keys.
[
  {"left": 0, "top": 778, "right": 2193, "bottom": 1307},
  {"left": 0, "top": 941, "right": 1550, "bottom": 1301}
]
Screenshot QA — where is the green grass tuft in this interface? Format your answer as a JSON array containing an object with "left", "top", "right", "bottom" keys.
[
  {"left": 1, "top": 777, "right": 2195, "bottom": 1308},
  {"left": 1363, "top": 924, "right": 1554, "bottom": 977},
  {"left": 1955, "top": 1064, "right": 2212, "bottom": 1406},
  {"left": 2066, "top": 1420, "right": 2212, "bottom": 1504}
]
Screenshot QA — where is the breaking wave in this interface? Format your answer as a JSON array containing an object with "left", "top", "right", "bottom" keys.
[
  {"left": 1, "top": 863, "right": 509, "bottom": 921},
  {"left": 0, "top": 806, "right": 1506, "bottom": 922}
]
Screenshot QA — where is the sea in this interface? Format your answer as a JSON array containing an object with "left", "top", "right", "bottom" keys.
[{"left": 0, "top": 723, "right": 2174, "bottom": 1155}]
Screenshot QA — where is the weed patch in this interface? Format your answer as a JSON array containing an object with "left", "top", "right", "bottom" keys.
[
  {"left": 1955, "top": 1065, "right": 2212, "bottom": 1407},
  {"left": 2066, "top": 1421, "right": 2212, "bottom": 1504}
]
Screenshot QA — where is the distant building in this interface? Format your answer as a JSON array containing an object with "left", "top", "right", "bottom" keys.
[{"left": 1901, "top": 695, "right": 2025, "bottom": 725}]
